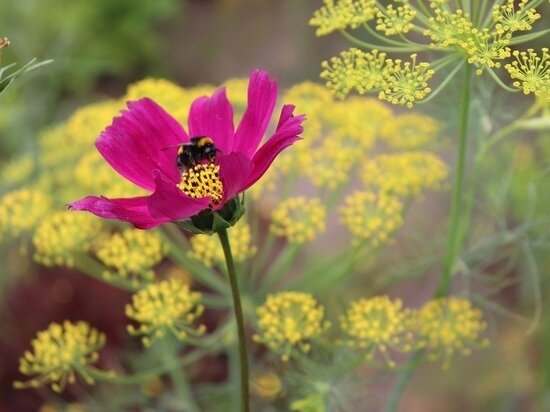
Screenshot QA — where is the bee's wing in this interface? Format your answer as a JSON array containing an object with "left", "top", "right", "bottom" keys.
[{"left": 161, "top": 143, "right": 184, "bottom": 151}]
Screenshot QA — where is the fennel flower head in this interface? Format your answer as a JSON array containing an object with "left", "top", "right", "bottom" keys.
[
  {"left": 32, "top": 212, "right": 102, "bottom": 267},
  {"left": 270, "top": 197, "right": 327, "bottom": 244},
  {"left": 340, "top": 296, "right": 414, "bottom": 368},
  {"left": 311, "top": 0, "right": 549, "bottom": 105},
  {"left": 14, "top": 321, "right": 106, "bottom": 393},
  {"left": 253, "top": 291, "right": 331, "bottom": 361},
  {"left": 0, "top": 189, "right": 51, "bottom": 240},
  {"left": 96, "top": 229, "right": 169, "bottom": 287},
  {"left": 339, "top": 190, "right": 404, "bottom": 246},
  {"left": 126, "top": 278, "right": 206, "bottom": 347},
  {"left": 414, "top": 297, "right": 490, "bottom": 369}
]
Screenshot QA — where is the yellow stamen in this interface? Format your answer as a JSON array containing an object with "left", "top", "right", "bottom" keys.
[{"left": 178, "top": 164, "right": 224, "bottom": 205}]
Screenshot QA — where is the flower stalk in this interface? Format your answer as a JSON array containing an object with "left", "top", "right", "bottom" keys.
[
  {"left": 436, "top": 63, "right": 473, "bottom": 298},
  {"left": 218, "top": 227, "right": 250, "bottom": 412},
  {"left": 387, "top": 63, "right": 475, "bottom": 412}
]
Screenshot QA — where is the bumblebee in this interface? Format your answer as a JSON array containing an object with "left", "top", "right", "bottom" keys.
[{"left": 176, "top": 136, "right": 218, "bottom": 173}]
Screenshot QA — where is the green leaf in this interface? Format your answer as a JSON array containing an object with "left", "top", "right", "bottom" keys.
[{"left": 0, "top": 58, "right": 53, "bottom": 94}]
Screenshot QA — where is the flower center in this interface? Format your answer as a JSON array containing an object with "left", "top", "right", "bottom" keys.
[{"left": 178, "top": 163, "right": 224, "bottom": 205}]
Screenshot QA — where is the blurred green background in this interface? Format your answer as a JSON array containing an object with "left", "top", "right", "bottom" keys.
[{"left": 0, "top": 0, "right": 549, "bottom": 411}]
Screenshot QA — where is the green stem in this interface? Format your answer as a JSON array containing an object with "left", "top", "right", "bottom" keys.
[
  {"left": 340, "top": 30, "right": 427, "bottom": 52},
  {"left": 384, "top": 351, "right": 424, "bottom": 412},
  {"left": 259, "top": 243, "right": 301, "bottom": 293},
  {"left": 418, "top": 60, "right": 464, "bottom": 104},
  {"left": 159, "top": 230, "right": 228, "bottom": 295},
  {"left": 435, "top": 63, "right": 473, "bottom": 298},
  {"left": 160, "top": 340, "right": 199, "bottom": 412},
  {"left": 217, "top": 228, "right": 249, "bottom": 412},
  {"left": 250, "top": 231, "right": 276, "bottom": 283},
  {"left": 486, "top": 68, "right": 518, "bottom": 93},
  {"left": 386, "top": 64, "right": 474, "bottom": 412},
  {"left": 363, "top": 23, "right": 414, "bottom": 47},
  {"left": 87, "top": 348, "right": 211, "bottom": 385},
  {"left": 73, "top": 254, "right": 138, "bottom": 291}
]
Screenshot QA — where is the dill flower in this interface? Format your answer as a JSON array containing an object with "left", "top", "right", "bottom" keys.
[
  {"left": 251, "top": 372, "right": 283, "bottom": 401},
  {"left": 253, "top": 291, "right": 330, "bottom": 361},
  {"left": 187, "top": 221, "right": 256, "bottom": 267},
  {"left": 415, "top": 297, "right": 490, "bottom": 369},
  {"left": 339, "top": 191, "right": 403, "bottom": 246},
  {"left": 126, "top": 278, "right": 206, "bottom": 347},
  {"left": 325, "top": 97, "right": 388, "bottom": 150},
  {"left": 37, "top": 102, "right": 122, "bottom": 202},
  {"left": 379, "top": 113, "right": 440, "bottom": 149},
  {"left": 320, "top": 42, "right": 433, "bottom": 108},
  {"left": 247, "top": 164, "right": 280, "bottom": 202},
  {"left": 38, "top": 125, "right": 74, "bottom": 168},
  {"left": 65, "top": 101, "right": 123, "bottom": 154},
  {"left": 1, "top": 155, "right": 34, "bottom": 186},
  {"left": 96, "top": 229, "right": 168, "bottom": 287},
  {"left": 304, "top": 137, "right": 357, "bottom": 189},
  {"left": 0, "top": 189, "right": 51, "bottom": 240},
  {"left": 379, "top": 54, "right": 435, "bottom": 108},
  {"left": 505, "top": 48, "right": 550, "bottom": 101},
  {"left": 321, "top": 48, "right": 388, "bottom": 99},
  {"left": 282, "top": 82, "right": 333, "bottom": 144},
  {"left": 492, "top": 0, "right": 541, "bottom": 33},
  {"left": 33, "top": 212, "right": 102, "bottom": 267},
  {"left": 424, "top": 8, "right": 473, "bottom": 48},
  {"left": 75, "top": 152, "right": 145, "bottom": 199},
  {"left": 283, "top": 82, "right": 334, "bottom": 119},
  {"left": 361, "top": 152, "right": 449, "bottom": 197},
  {"left": 270, "top": 197, "right": 326, "bottom": 244},
  {"left": 14, "top": 321, "right": 106, "bottom": 393},
  {"left": 376, "top": 1, "right": 416, "bottom": 36},
  {"left": 310, "top": 0, "right": 377, "bottom": 36},
  {"left": 340, "top": 296, "right": 413, "bottom": 367},
  {"left": 459, "top": 29, "right": 511, "bottom": 75},
  {"left": 125, "top": 78, "right": 214, "bottom": 126}
]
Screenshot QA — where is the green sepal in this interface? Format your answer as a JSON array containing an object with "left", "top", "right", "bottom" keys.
[{"left": 175, "top": 195, "right": 245, "bottom": 235}]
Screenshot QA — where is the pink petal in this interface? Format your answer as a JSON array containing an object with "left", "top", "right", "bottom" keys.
[
  {"left": 233, "top": 70, "right": 278, "bottom": 158},
  {"left": 147, "top": 170, "right": 211, "bottom": 221},
  {"left": 188, "top": 88, "right": 234, "bottom": 154},
  {"left": 96, "top": 98, "right": 186, "bottom": 191},
  {"left": 241, "top": 105, "right": 305, "bottom": 192},
  {"left": 68, "top": 196, "right": 169, "bottom": 229},
  {"left": 215, "top": 152, "right": 252, "bottom": 208}
]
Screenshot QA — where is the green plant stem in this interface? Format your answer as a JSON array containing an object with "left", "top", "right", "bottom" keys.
[
  {"left": 386, "top": 64, "right": 474, "bottom": 412},
  {"left": 340, "top": 30, "right": 427, "bottom": 52},
  {"left": 73, "top": 254, "right": 137, "bottom": 291},
  {"left": 160, "top": 340, "right": 199, "bottom": 412},
  {"left": 384, "top": 351, "right": 424, "bottom": 412},
  {"left": 87, "top": 347, "right": 212, "bottom": 385},
  {"left": 418, "top": 61, "right": 464, "bottom": 104},
  {"left": 217, "top": 227, "right": 249, "bottom": 412},
  {"left": 260, "top": 243, "right": 301, "bottom": 293},
  {"left": 159, "top": 229, "right": 227, "bottom": 295},
  {"left": 435, "top": 63, "right": 473, "bottom": 298}
]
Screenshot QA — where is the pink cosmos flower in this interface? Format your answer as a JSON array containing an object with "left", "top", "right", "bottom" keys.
[{"left": 69, "top": 70, "right": 305, "bottom": 229}]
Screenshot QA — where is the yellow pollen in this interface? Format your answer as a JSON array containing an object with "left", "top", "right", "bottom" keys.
[{"left": 178, "top": 164, "right": 224, "bottom": 205}]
